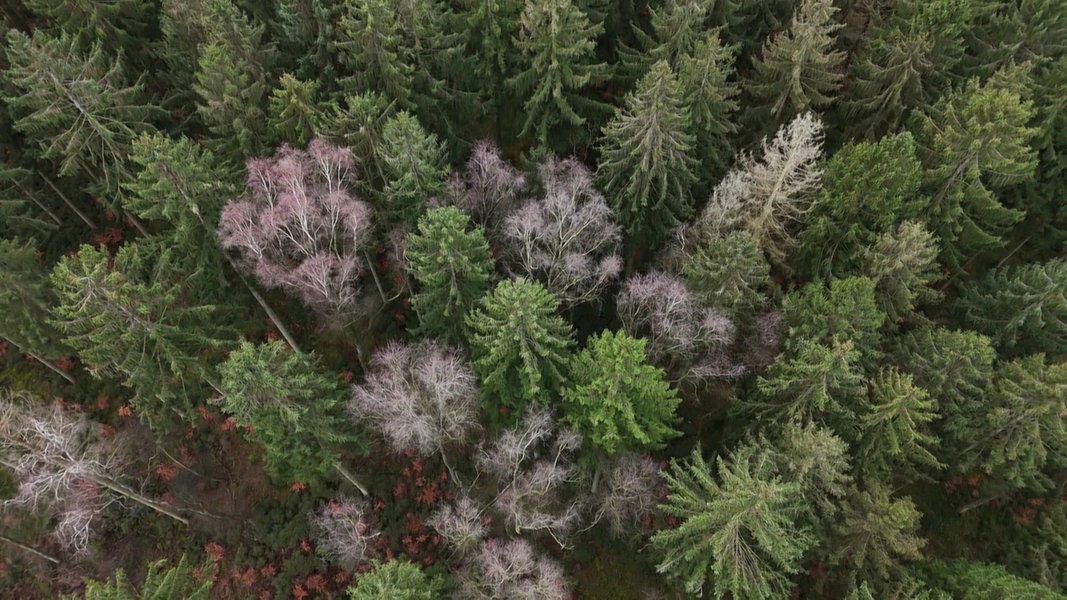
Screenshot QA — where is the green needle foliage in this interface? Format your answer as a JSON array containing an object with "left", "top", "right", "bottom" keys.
[
  {"left": 78, "top": 554, "right": 212, "bottom": 600},
  {"left": 378, "top": 111, "right": 449, "bottom": 227},
  {"left": 510, "top": 0, "right": 610, "bottom": 148},
  {"left": 745, "top": 0, "right": 844, "bottom": 126},
  {"left": 598, "top": 60, "right": 697, "bottom": 253},
  {"left": 50, "top": 244, "right": 229, "bottom": 423},
  {"left": 857, "top": 369, "right": 943, "bottom": 484},
  {"left": 217, "top": 340, "right": 360, "bottom": 486},
  {"left": 680, "top": 230, "right": 770, "bottom": 319},
  {"left": 783, "top": 277, "right": 885, "bottom": 356},
  {"left": 860, "top": 221, "right": 943, "bottom": 327},
  {"left": 677, "top": 31, "right": 741, "bottom": 179},
  {"left": 562, "top": 330, "right": 680, "bottom": 454},
  {"left": 912, "top": 76, "right": 1038, "bottom": 271},
  {"left": 467, "top": 278, "right": 575, "bottom": 424},
  {"left": 652, "top": 444, "right": 815, "bottom": 598},
  {"left": 3, "top": 30, "right": 158, "bottom": 201},
  {"left": 405, "top": 206, "right": 494, "bottom": 345},
  {"left": 268, "top": 73, "right": 325, "bottom": 146},
  {"left": 347, "top": 560, "right": 447, "bottom": 600},
  {"left": 954, "top": 258, "right": 1067, "bottom": 356},
  {"left": 0, "top": 238, "right": 69, "bottom": 359}
]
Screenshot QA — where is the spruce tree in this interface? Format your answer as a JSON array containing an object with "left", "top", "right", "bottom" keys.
[
  {"left": 857, "top": 369, "right": 943, "bottom": 483},
  {"left": 462, "top": 0, "right": 524, "bottom": 128},
  {"left": 378, "top": 111, "right": 449, "bottom": 227},
  {"left": 831, "top": 487, "right": 928, "bottom": 597},
  {"left": 561, "top": 330, "right": 681, "bottom": 454},
  {"left": 912, "top": 77, "right": 1038, "bottom": 271},
  {"left": 50, "top": 244, "right": 229, "bottom": 423},
  {"left": 889, "top": 327, "right": 996, "bottom": 420},
  {"left": 652, "top": 444, "right": 815, "bottom": 598},
  {"left": 466, "top": 278, "right": 575, "bottom": 424},
  {"left": 193, "top": 0, "right": 271, "bottom": 161},
  {"left": 597, "top": 60, "right": 697, "bottom": 256},
  {"left": 843, "top": 0, "right": 972, "bottom": 138},
  {"left": 510, "top": 0, "right": 610, "bottom": 148},
  {"left": 405, "top": 207, "right": 494, "bottom": 345},
  {"left": 783, "top": 277, "right": 885, "bottom": 355},
  {"left": 217, "top": 340, "right": 360, "bottom": 486},
  {"left": 347, "top": 560, "right": 447, "bottom": 600},
  {"left": 268, "top": 73, "right": 325, "bottom": 146},
  {"left": 620, "top": 0, "right": 721, "bottom": 75},
  {"left": 794, "top": 132, "right": 925, "bottom": 278},
  {"left": 0, "top": 238, "right": 69, "bottom": 362},
  {"left": 860, "top": 221, "right": 943, "bottom": 326},
  {"left": 954, "top": 259, "right": 1066, "bottom": 356},
  {"left": 677, "top": 32, "right": 741, "bottom": 178},
  {"left": 679, "top": 230, "right": 770, "bottom": 319},
  {"left": 3, "top": 30, "right": 157, "bottom": 200},
  {"left": 925, "top": 560, "right": 1065, "bottom": 599},
  {"left": 744, "top": 0, "right": 845, "bottom": 126},
  {"left": 78, "top": 555, "right": 212, "bottom": 600}
]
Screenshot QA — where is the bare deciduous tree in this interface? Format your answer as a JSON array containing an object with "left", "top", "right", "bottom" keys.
[
  {"left": 446, "top": 141, "right": 527, "bottom": 241},
  {"left": 502, "top": 157, "right": 622, "bottom": 308},
  {"left": 349, "top": 340, "right": 480, "bottom": 478},
  {"left": 310, "top": 497, "right": 381, "bottom": 570},
  {"left": 594, "top": 452, "right": 665, "bottom": 538},
  {"left": 429, "top": 492, "right": 488, "bottom": 558},
  {"left": 0, "top": 392, "right": 187, "bottom": 556},
  {"left": 217, "top": 138, "right": 376, "bottom": 326},
  {"left": 456, "top": 538, "right": 571, "bottom": 600}
]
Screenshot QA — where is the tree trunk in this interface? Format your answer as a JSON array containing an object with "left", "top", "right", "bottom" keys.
[
  {"left": 333, "top": 461, "right": 368, "bottom": 496},
  {"left": 93, "top": 476, "right": 190, "bottom": 525}
]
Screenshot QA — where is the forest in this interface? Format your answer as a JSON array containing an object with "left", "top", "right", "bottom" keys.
[{"left": 0, "top": 0, "right": 1064, "bottom": 598}]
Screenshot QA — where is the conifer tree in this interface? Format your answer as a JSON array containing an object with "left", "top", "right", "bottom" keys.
[
  {"left": 954, "top": 259, "right": 1066, "bottom": 356},
  {"left": 857, "top": 369, "right": 943, "bottom": 483},
  {"left": 78, "top": 555, "right": 212, "bottom": 600},
  {"left": 50, "top": 244, "right": 228, "bottom": 423},
  {"left": 347, "top": 560, "right": 447, "bottom": 600},
  {"left": 691, "top": 112, "right": 824, "bottom": 265},
  {"left": 783, "top": 277, "right": 885, "bottom": 355},
  {"left": 466, "top": 279, "right": 575, "bottom": 423},
  {"left": 652, "top": 444, "right": 814, "bottom": 598},
  {"left": 831, "top": 487, "right": 927, "bottom": 597},
  {"left": 620, "top": 0, "right": 720, "bottom": 74},
  {"left": 889, "top": 327, "right": 996, "bottom": 420},
  {"left": 22, "top": 0, "right": 153, "bottom": 57},
  {"left": 561, "top": 330, "right": 680, "bottom": 454},
  {"left": 510, "top": 0, "right": 610, "bottom": 147},
  {"left": 377, "top": 111, "right": 448, "bottom": 227},
  {"left": 268, "top": 73, "right": 325, "bottom": 146},
  {"left": 767, "top": 422, "right": 852, "bottom": 527},
  {"left": 794, "top": 132, "right": 925, "bottom": 278},
  {"left": 320, "top": 92, "right": 395, "bottom": 193},
  {"left": 275, "top": 0, "right": 343, "bottom": 82},
  {"left": 679, "top": 230, "right": 770, "bottom": 319},
  {"left": 925, "top": 560, "right": 1065, "bottom": 599},
  {"left": 218, "top": 340, "right": 360, "bottom": 486},
  {"left": 913, "top": 77, "right": 1038, "bottom": 271},
  {"left": 462, "top": 0, "right": 524, "bottom": 127},
  {"left": 843, "top": 0, "right": 972, "bottom": 138},
  {"left": 952, "top": 355, "right": 1066, "bottom": 492},
  {"left": 405, "top": 207, "right": 494, "bottom": 345},
  {"left": 746, "top": 339, "right": 866, "bottom": 435},
  {"left": 861, "top": 221, "right": 943, "bottom": 326},
  {"left": 193, "top": 0, "right": 271, "bottom": 161},
  {"left": 677, "top": 32, "right": 741, "bottom": 177},
  {"left": 597, "top": 60, "right": 697, "bottom": 254},
  {"left": 0, "top": 238, "right": 70, "bottom": 365},
  {"left": 3, "top": 30, "right": 157, "bottom": 200},
  {"left": 744, "top": 0, "right": 845, "bottom": 125}
]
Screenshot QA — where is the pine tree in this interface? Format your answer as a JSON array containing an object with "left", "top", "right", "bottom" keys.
[
  {"left": 50, "top": 244, "right": 229, "bottom": 423},
  {"left": 746, "top": 339, "right": 866, "bottom": 435},
  {"left": 679, "top": 230, "right": 770, "bottom": 319},
  {"left": 510, "top": 0, "right": 611, "bottom": 147},
  {"left": 651, "top": 444, "right": 815, "bottom": 598},
  {"left": 744, "top": 0, "right": 845, "bottom": 125},
  {"left": 561, "top": 330, "right": 680, "bottom": 454},
  {"left": 405, "top": 207, "right": 494, "bottom": 345},
  {"left": 860, "top": 221, "right": 943, "bottom": 326},
  {"left": 78, "top": 555, "right": 212, "bottom": 600},
  {"left": 377, "top": 111, "right": 448, "bottom": 227},
  {"left": 912, "top": 77, "right": 1038, "bottom": 271},
  {"left": 691, "top": 112, "right": 825, "bottom": 265},
  {"left": 857, "top": 369, "right": 943, "bottom": 483},
  {"left": 217, "top": 341, "right": 360, "bottom": 486},
  {"left": 193, "top": 1, "right": 271, "bottom": 161},
  {"left": 954, "top": 259, "right": 1066, "bottom": 356},
  {"left": 268, "top": 73, "right": 325, "bottom": 146},
  {"left": 466, "top": 279, "right": 575, "bottom": 424},
  {"left": 843, "top": 0, "right": 972, "bottom": 138},
  {"left": 347, "top": 560, "right": 447, "bottom": 600},
  {"left": 831, "top": 487, "right": 927, "bottom": 596},
  {"left": 794, "top": 132, "right": 926, "bottom": 278},
  {"left": 597, "top": 60, "right": 697, "bottom": 254},
  {"left": 3, "top": 30, "right": 157, "bottom": 200}
]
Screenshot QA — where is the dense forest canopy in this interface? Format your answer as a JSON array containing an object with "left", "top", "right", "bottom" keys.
[{"left": 0, "top": 0, "right": 1065, "bottom": 598}]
